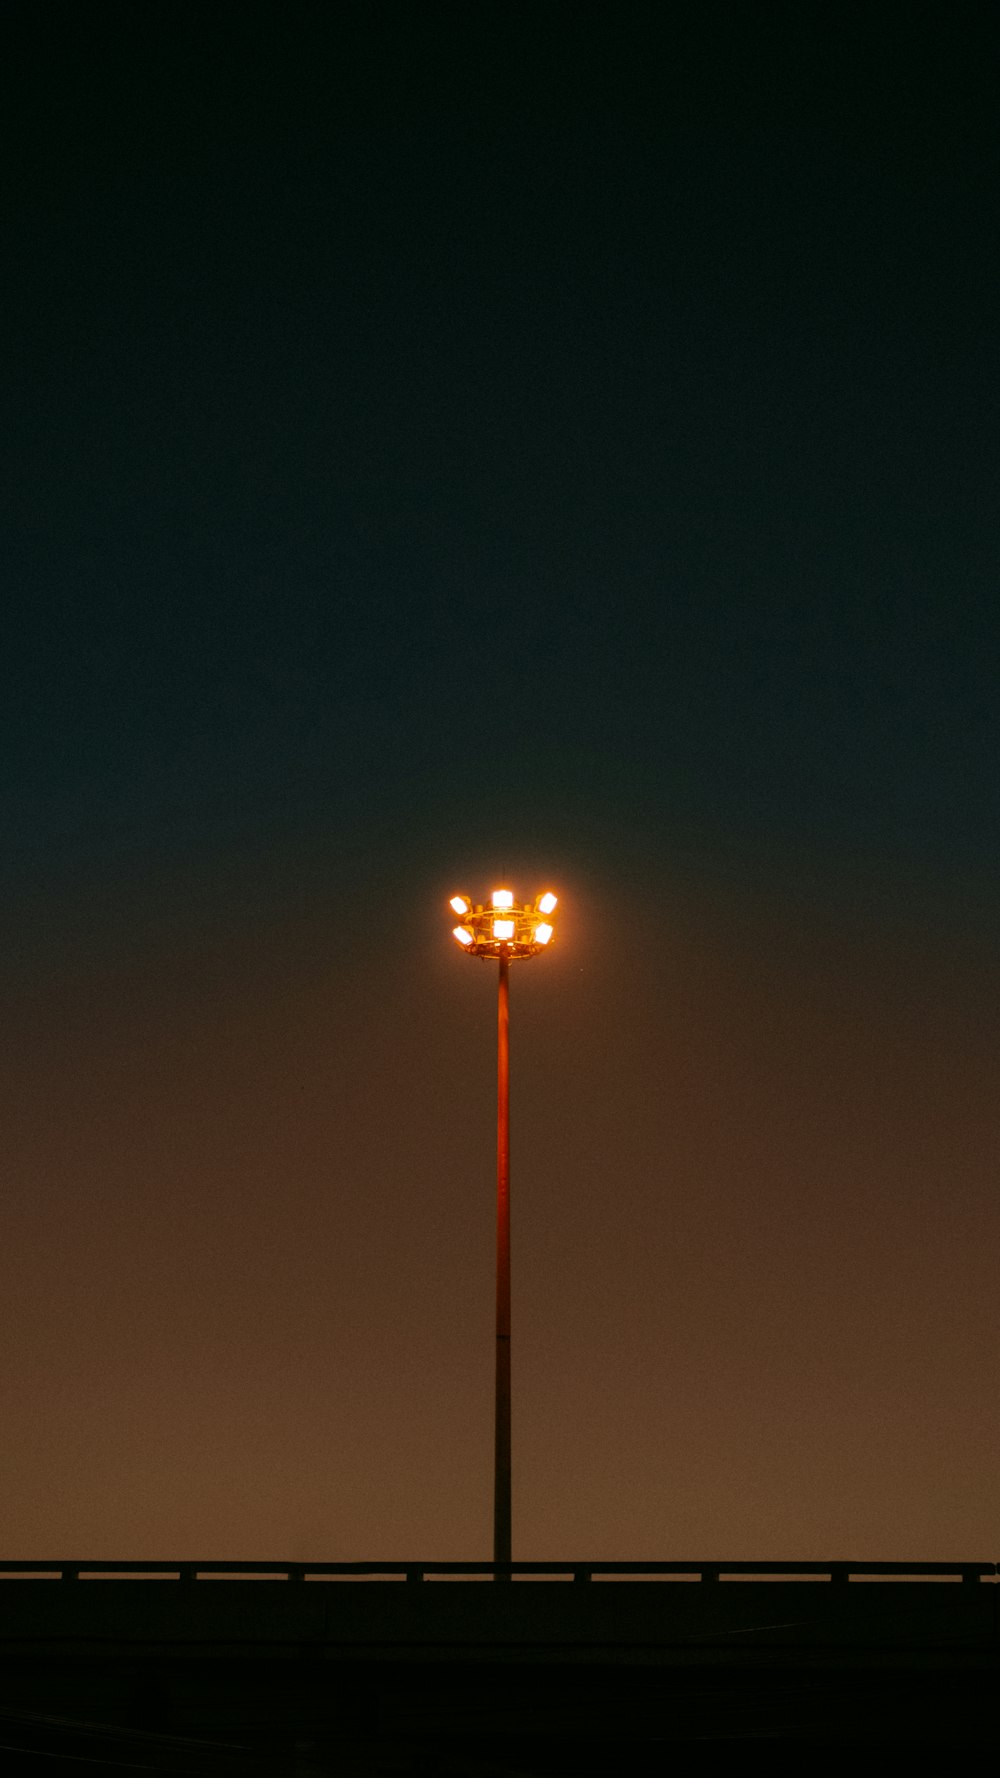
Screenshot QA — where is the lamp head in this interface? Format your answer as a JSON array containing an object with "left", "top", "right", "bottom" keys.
[{"left": 447, "top": 886, "right": 560, "bottom": 960}]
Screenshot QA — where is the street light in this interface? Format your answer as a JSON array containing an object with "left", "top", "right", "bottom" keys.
[{"left": 448, "top": 886, "right": 559, "bottom": 1570}]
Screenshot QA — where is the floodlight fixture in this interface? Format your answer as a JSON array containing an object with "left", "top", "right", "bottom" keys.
[{"left": 448, "top": 888, "right": 560, "bottom": 960}]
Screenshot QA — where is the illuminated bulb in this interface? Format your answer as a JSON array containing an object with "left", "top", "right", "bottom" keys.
[
  {"left": 492, "top": 889, "right": 514, "bottom": 909},
  {"left": 534, "top": 922, "right": 553, "bottom": 945},
  {"left": 453, "top": 925, "right": 474, "bottom": 946},
  {"left": 537, "top": 892, "right": 557, "bottom": 915},
  {"left": 449, "top": 894, "right": 470, "bottom": 915},
  {"left": 492, "top": 918, "right": 515, "bottom": 941}
]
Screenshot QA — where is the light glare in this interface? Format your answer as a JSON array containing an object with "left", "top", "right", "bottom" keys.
[
  {"left": 537, "top": 891, "right": 557, "bottom": 915},
  {"left": 534, "top": 922, "right": 553, "bottom": 945},
  {"left": 492, "top": 888, "right": 514, "bottom": 909},
  {"left": 453, "top": 925, "right": 474, "bottom": 946},
  {"left": 493, "top": 918, "right": 515, "bottom": 940},
  {"left": 449, "top": 895, "right": 470, "bottom": 915}
]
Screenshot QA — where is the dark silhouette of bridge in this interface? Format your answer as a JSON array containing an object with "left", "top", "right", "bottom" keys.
[{"left": 0, "top": 1560, "right": 995, "bottom": 1770}]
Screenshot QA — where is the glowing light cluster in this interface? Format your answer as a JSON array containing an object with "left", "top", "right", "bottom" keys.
[{"left": 446, "top": 886, "right": 560, "bottom": 960}]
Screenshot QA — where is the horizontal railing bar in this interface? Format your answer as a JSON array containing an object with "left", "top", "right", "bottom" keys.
[{"left": 0, "top": 1560, "right": 994, "bottom": 1578}]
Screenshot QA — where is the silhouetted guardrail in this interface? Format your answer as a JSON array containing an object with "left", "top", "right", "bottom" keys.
[
  {"left": 0, "top": 1559, "right": 994, "bottom": 1755},
  {"left": 0, "top": 1559, "right": 994, "bottom": 1582}
]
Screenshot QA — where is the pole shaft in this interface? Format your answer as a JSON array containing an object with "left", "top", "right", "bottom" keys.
[{"left": 494, "top": 949, "right": 511, "bottom": 1569}]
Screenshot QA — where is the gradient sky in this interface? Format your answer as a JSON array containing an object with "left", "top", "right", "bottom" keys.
[{"left": 2, "top": 4, "right": 998, "bottom": 1560}]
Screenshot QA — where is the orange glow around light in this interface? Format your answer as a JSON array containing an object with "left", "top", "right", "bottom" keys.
[
  {"left": 492, "top": 918, "right": 515, "bottom": 940},
  {"left": 492, "top": 888, "right": 514, "bottom": 909},
  {"left": 537, "top": 891, "right": 557, "bottom": 915},
  {"left": 534, "top": 922, "right": 553, "bottom": 944},
  {"left": 449, "top": 895, "right": 470, "bottom": 915},
  {"left": 453, "top": 925, "right": 474, "bottom": 946}
]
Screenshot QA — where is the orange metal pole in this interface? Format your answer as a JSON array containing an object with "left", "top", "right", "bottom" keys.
[{"left": 494, "top": 948, "right": 511, "bottom": 1571}]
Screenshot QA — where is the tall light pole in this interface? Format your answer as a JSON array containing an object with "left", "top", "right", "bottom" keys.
[{"left": 448, "top": 886, "right": 559, "bottom": 1569}]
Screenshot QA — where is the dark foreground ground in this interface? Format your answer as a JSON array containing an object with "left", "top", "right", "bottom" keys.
[{"left": 0, "top": 1561, "right": 995, "bottom": 1772}]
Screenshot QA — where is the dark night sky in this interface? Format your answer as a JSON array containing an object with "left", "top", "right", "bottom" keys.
[{"left": 2, "top": 3, "right": 998, "bottom": 1558}]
